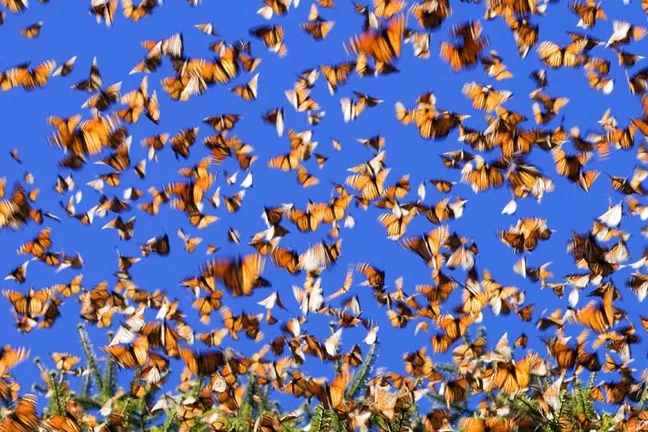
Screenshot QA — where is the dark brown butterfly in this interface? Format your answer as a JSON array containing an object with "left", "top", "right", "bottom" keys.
[
  {"left": 411, "top": 0, "right": 451, "bottom": 31},
  {"left": 139, "top": 234, "right": 170, "bottom": 256}
]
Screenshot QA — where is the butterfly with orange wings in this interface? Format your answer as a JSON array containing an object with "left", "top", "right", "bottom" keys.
[
  {"left": 345, "top": 15, "right": 405, "bottom": 65},
  {"left": 440, "top": 21, "right": 488, "bottom": 71}
]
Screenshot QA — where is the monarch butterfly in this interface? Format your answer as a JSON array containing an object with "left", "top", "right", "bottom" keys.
[
  {"left": 202, "top": 254, "right": 269, "bottom": 296},
  {"left": 20, "top": 21, "right": 43, "bottom": 39},
  {"left": 170, "top": 127, "right": 199, "bottom": 159},
  {"left": 122, "top": 0, "right": 160, "bottom": 22},
  {"left": 340, "top": 96, "right": 368, "bottom": 123},
  {"left": 531, "top": 90, "right": 570, "bottom": 124},
  {"left": 53, "top": 274, "right": 84, "bottom": 298},
  {"left": 271, "top": 247, "right": 300, "bottom": 275},
  {"left": 0, "top": 346, "right": 29, "bottom": 378},
  {"left": 461, "top": 156, "right": 506, "bottom": 193},
  {"left": 141, "top": 133, "right": 168, "bottom": 161},
  {"left": 505, "top": 15, "right": 538, "bottom": 58},
  {"left": 2, "top": 0, "right": 28, "bottom": 13},
  {"left": 257, "top": 0, "right": 291, "bottom": 20},
  {"left": 195, "top": 22, "right": 216, "bottom": 36},
  {"left": 89, "top": 0, "right": 118, "bottom": 26},
  {"left": 606, "top": 20, "right": 646, "bottom": 48},
  {"left": 180, "top": 348, "right": 225, "bottom": 377},
  {"left": 410, "top": 0, "right": 451, "bottom": 31},
  {"left": 403, "top": 347, "right": 440, "bottom": 380},
  {"left": 104, "top": 336, "right": 150, "bottom": 368},
  {"left": 405, "top": 30, "right": 431, "bottom": 59},
  {"left": 296, "top": 166, "right": 319, "bottom": 188},
  {"left": 3, "top": 287, "right": 54, "bottom": 320},
  {"left": 551, "top": 145, "right": 599, "bottom": 191},
  {"left": 250, "top": 25, "right": 287, "bottom": 57},
  {"left": 320, "top": 62, "right": 354, "bottom": 94},
  {"left": 498, "top": 218, "right": 552, "bottom": 253},
  {"left": 222, "top": 307, "right": 263, "bottom": 341},
  {"left": 285, "top": 87, "right": 320, "bottom": 112},
  {"left": 301, "top": 5, "right": 335, "bottom": 41},
  {"left": 52, "top": 56, "right": 77, "bottom": 78},
  {"left": 83, "top": 81, "right": 122, "bottom": 111},
  {"left": 285, "top": 205, "right": 324, "bottom": 232},
  {"left": 537, "top": 39, "right": 587, "bottom": 68},
  {"left": 268, "top": 152, "right": 301, "bottom": 172},
  {"left": 298, "top": 240, "right": 342, "bottom": 272},
  {"left": 102, "top": 216, "right": 136, "bottom": 240},
  {"left": 203, "top": 113, "right": 241, "bottom": 132},
  {"left": 51, "top": 352, "right": 81, "bottom": 372},
  {"left": 0, "top": 394, "right": 39, "bottom": 432},
  {"left": 141, "top": 320, "right": 181, "bottom": 357},
  {"left": 4, "top": 60, "right": 57, "bottom": 91},
  {"left": 177, "top": 228, "right": 202, "bottom": 253},
  {"left": 139, "top": 233, "right": 170, "bottom": 256},
  {"left": 192, "top": 292, "right": 223, "bottom": 324},
  {"left": 440, "top": 21, "right": 488, "bottom": 71},
  {"left": 223, "top": 191, "right": 246, "bottom": 213},
  {"left": 345, "top": 15, "right": 405, "bottom": 64},
  {"left": 72, "top": 57, "right": 102, "bottom": 92},
  {"left": 238, "top": 51, "right": 262, "bottom": 74},
  {"left": 198, "top": 328, "right": 229, "bottom": 347},
  {"left": 462, "top": 82, "right": 512, "bottom": 112},
  {"left": 188, "top": 213, "right": 218, "bottom": 229},
  {"left": 227, "top": 227, "right": 240, "bottom": 244},
  {"left": 481, "top": 51, "right": 513, "bottom": 80},
  {"left": 262, "top": 108, "right": 284, "bottom": 137},
  {"left": 311, "top": 373, "right": 349, "bottom": 409},
  {"left": 378, "top": 203, "right": 417, "bottom": 240},
  {"left": 231, "top": 73, "right": 259, "bottom": 101},
  {"left": 569, "top": 0, "right": 606, "bottom": 28},
  {"left": 16, "top": 228, "right": 51, "bottom": 258},
  {"left": 5, "top": 260, "right": 30, "bottom": 284},
  {"left": 118, "top": 77, "right": 148, "bottom": 123},
  {"left": 615, "top": 49, "right": 644, "bottom": 68},
  {"left": 131, "top": 40, "right": 163, "bottom": 74}
]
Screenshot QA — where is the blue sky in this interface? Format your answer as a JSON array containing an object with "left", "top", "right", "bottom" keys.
[{"left": 0, "top": 0, "right": 647, "bottom": 407}]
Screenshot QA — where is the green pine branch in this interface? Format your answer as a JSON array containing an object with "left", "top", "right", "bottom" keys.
[
  {"left": 78, "top": 324, "right": 105, "bottom": 393},
  {"left": 347, "top": 341, "right": 378, "bottom": 401}
]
